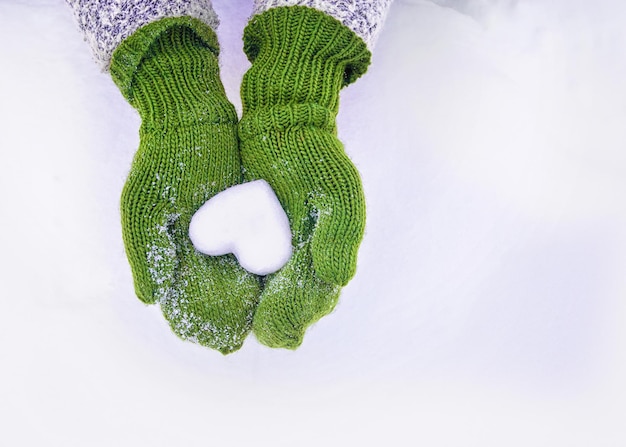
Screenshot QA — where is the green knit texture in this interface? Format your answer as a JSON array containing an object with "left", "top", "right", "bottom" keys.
[
  {"left": 239, "top": 6, "right": 371, "bottom": 349},
  {"left": 111, "top": 18, "right": 260, "bottom": 354}
]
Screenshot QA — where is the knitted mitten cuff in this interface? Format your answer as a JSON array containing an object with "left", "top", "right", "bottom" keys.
[
  {"left": 239, "top": 6, "right": 371, "bottom": 147},
  {"left": 110, "top": 17, "right": 236, "bottom": 131},
  {"left": 251, "top": 0, "right": 393, "bottom": 51}
]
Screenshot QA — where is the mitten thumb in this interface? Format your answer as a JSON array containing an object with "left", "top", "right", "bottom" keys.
[{"left": 310, "top": 168, "right": 366, "bottom": 286}]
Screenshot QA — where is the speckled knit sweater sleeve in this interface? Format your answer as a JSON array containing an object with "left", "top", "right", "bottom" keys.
[
  {"left": 65, "top": 0, "right": 219, "bottom": 70},
  {"left": 252, "top": 0, "right": 393, "bottom": 49}
]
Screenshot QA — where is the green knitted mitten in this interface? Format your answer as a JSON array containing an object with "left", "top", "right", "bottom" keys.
[
  {"left": 111, "top": 18, "right": 260, "bottom": 354},
  {"left": 239, "top": 6, "right": 371, "bottom": 348}
]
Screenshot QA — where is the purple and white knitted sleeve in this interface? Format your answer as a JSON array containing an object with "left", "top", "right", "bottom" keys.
[
  {"left": 65, "top": 0, "right": 219, "bottom": 70},
  {"left": 67, "top": 0, "right": 392, "bottom": 70},
  {"left": 252, "top": 0, "right": 394, "bottom": 50}
]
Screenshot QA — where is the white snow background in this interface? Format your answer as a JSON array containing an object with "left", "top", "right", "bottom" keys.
[{"left": 1, "top": 0, "right": 625, "bottom": 445}]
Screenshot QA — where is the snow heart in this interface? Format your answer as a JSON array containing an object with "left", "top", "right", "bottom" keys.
[{"left": 189, "top": 180, "right": 293, "bottom": 275}]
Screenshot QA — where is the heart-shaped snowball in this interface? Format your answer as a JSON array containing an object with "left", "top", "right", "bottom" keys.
[{"left": 189, "top": 180, "right": 293, "bottom": 275}]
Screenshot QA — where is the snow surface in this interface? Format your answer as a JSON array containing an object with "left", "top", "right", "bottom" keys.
[
  {"left": 189, "top": 180, "right": 292, "bottom": 275},
  {"left": 2, "top": 0, "right": 626, "bottom": 446}
]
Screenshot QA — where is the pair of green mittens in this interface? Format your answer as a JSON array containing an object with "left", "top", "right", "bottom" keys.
[{"left": 112, "top": 7, "right": 371, "bottom": 353}]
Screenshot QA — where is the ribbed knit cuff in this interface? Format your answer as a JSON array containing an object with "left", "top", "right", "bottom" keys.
[
  {"left": 110, "top": 17, "right": 236, "bottom": 131},
  {"left": 251, "top": 0, "right": 393, "bottom": 51},
  {"left": 240, "top": 6, "right": 371, "bottom": 141}
]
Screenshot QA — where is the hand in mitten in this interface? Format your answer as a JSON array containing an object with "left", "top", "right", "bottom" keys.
[
  {"left": 239, "top": 7, "right": 371, "bottom": 348},
  {"left": 112, "top": 18, "right": 260, "bottom": 354}
]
